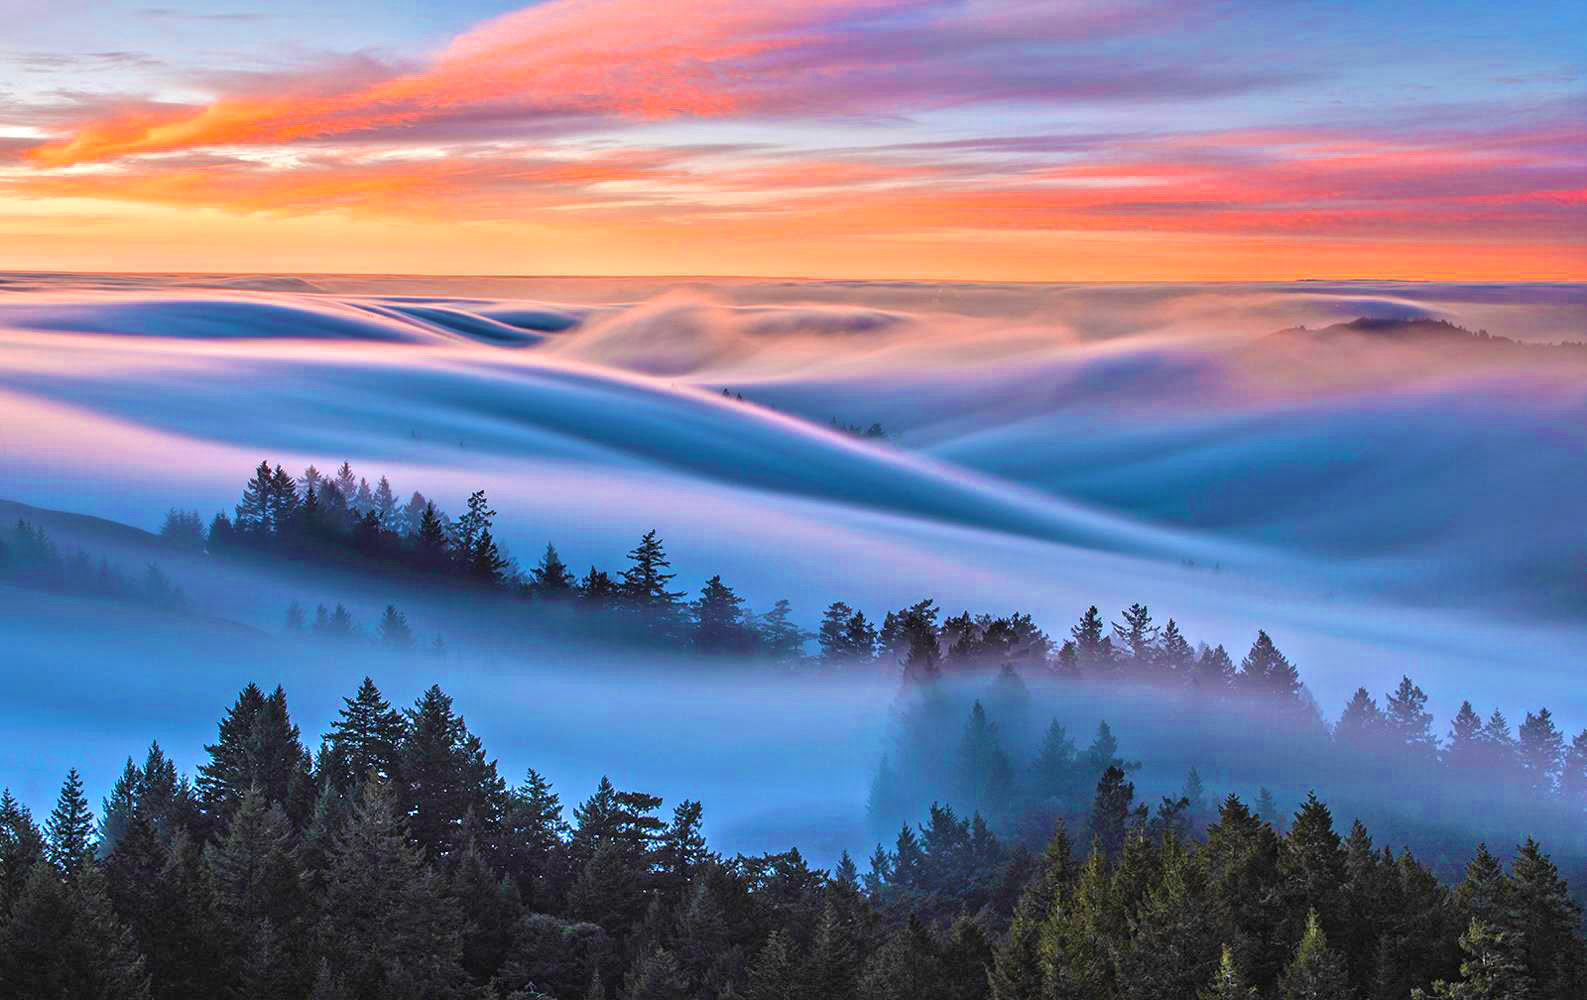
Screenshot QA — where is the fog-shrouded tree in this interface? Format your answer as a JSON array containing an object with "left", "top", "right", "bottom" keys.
[{"left": 530, "top": 542, "right": 577, "bottom": 598}]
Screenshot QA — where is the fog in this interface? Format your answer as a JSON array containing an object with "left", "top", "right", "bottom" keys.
[{"left": 2, "top": 273, "right": 1584, "bottom": 868}]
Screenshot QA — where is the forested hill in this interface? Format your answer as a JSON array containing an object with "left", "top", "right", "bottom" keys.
[{"left": 2, "top": 677, "right": 1585, "bottom": 1000}]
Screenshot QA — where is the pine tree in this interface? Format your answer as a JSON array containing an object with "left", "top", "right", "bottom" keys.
[
  {"left": 958, "top": 701, "right": 1014, "bottom": 818},
  {"left": 414, "top": 501, "right": 451, "bottom": 571},
  {"left": 1070, "top": 605, "right": 1108, "bottom": 669},
  {"left": 1335, "top": 688, "right": 1386, "bottom": 752},
  {"left": 755, "top": 599, "right": 807, "bottom": 662},
  {"left": 45, "top": 767, "right": 96, "bottom": 876},
  {"left": 0, "top": 860, "right": 152, "bottom": 999},
  {"left": 468, "top": 525, "right": 509, "bottom": 587},
  {"left": 316, "top": 780, "right": 465, "bottom": 1000},
  {"left": 205, "top": 787, "right": 305, "bottom": 996},
  {"left": 400, "top": 684, "right": 507, "bottom": 863},
  {"left": 450, "top": 836, "right": 523, "bottom": 983},
  {"left": 502, "top": 768, "right": 569, "bottom": 911},
  {"left": 1446, "top": 701, "right": 1486, "bottom": 773},
  {"left": 622, "top": 947, "right": 688, "bottom": 1000},
  {"left": 378, "top": 604, "right": 413, "bottom": 646},
  {"left": 1385, "top": 675, "right": 1438, "bottom": 764},
  {"left": 1112, "top": 602, "right": 1160, "bottom": 673},
  {"left": 1192, "top": 644, "right": 1236, "bottom": 694},
  {"left": 373, "top": 475, "right": 398, "bottom": 529},
  {"left": 235, "top": 460, "right": 276, "bottom": 538},
  {"left": 323, "top": 676, "right": 408, "bottom": 792},
  {"left": 1508, "top": 838, "right": 1587, "bottom": 997},
  {"left": 654, "top": 799, "right": 708, "bottom": 905},
  {"left": 620, "top": 530, "right": 685, "bottom": 625},
  {"left": 803, "top": 899, "right": 859, "bottom": 1000},
  {"left": 1200, "top": 945, "right": 1258, "bottom": 1000},
  {"left": 0, "top": 788, "right": 46, "bottom": 911},
  {"left": 1087, "top": 765, "right": 1137, "bottom": 859},
  {"left": 196, "top": 684, "right": 314, "bottom": 832},
  {"left": 1516, "top": 708, "right": 1564, "bottom": 800},
  {"left": 692, "top": 575, "right": 752, "bottom": 654},
  {"left": 1277, "top": 910, "right": 1351, "bottom": 1000},
  {"left": 1563, "top": 729, "right": 1587, "bottom": 818},
  {"left": 745, "top": 929, "right": 797, "bottom": 1000},
  {"left": 531, "top": 542, "right": 577, "bottom": 597},
  {"left": 1412, "top": 920, "right": 1531, "bottom": 1000},
  {"left": 1235, "top": 631, "right": 1302, "bottom": 704},
  {"left": 1158, "top": 618, "right": 1195, "bottom": 676},
  {"left": 819, "top": 601, "right": 857, "bottom": 660}
]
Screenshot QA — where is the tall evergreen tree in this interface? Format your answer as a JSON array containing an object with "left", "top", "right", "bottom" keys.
[
  {"left": 1277, "top": 910, "right": 1350, "bottom": 1000},
  {"left": 323, "top": 677, "right": 408, "bottom": 793},
  {"left": 45, "top": 767, "right": 95, "bottom": 877},
  {"left": 0, "top": 861, "right": 151, "bottom": 999},
  {"left": 1516, "top": 708, "right": 1565, "bottom": 800},
  {"left": 531, "top": 543, "right": 577, "bottom": 597},
  {"left": 196, "top": 684, "right": 314, "bottom": 832},
  {"left": 1235, "top": 631, "right": 1302, "bottom": 705},
  {"left": 400, "top": 685, "right": 507, "bottom": 864},
  {"left": 692, "top": 576, "right": 753, "bottom": 654},
  {"left": 316, "top": 780, "right": 466, "bottom": 1000}
]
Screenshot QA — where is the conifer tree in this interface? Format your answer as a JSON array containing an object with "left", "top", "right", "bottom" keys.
[
  {"left": 1412, "top": 919, "right": 1530, "bottom": 1000},
  {"left": 0, "top": 788, "right": 46, "bottom": 911},
  {"left": 468, "top": 525, "right": 509, "bottom": 586},
  {"left": 1087, "top": 765, "right": 1138, "bottom": 859},
  {"left": 1192, "top": 644, "right": 1236, "bottom": 693},
  {"left": 450, "top": 836, "right": 523, "bottom": 983},
  {"left": 1508, "top": 838, "right": 1587, "bottom": 997},
  {"left": 373, "top": 475, "right": 398, "bottom": 529},
  {"left": 45, "top": 767, "right": 95, "bottom": 876},
  {"left": 323, "top": 676, "right": 408, "bottom": 792},
  {"left": 1200, "top": 946, "right": 1258, "bottom": 1000},
  {"left": 819, "top": 602, "right": 857, "bottom": 660},
  {"left": 1516, "top": 708, "right": 1564, "bottom": 800},
  {"left": 692, "top": 575, "right": 752, "bottom": 654},
  {"left": 803, "top": 899, "right": 859, "bottom": 1000},
  {"left": 622, "top": 947, "right": 688, "bottom": 1000},
  {"left": 1563, "top": 729, "right": 1587, "bottom": 817},
  {"left": 958, "top": 701, "right": 1014, "bottom": 818},
  {"left": 745, "top": 929, "right": 797, "bottom": 1000},
  {"left": 316, "top": 779, "right": 465, "bottom": 1000},
  {"left": 654, "top": 799, "right": 708, "bottom": 905},
  {"left": 205, "top": 786, "right": 306, "bottom": 996},
  {"left": 0, "top": 860, "right": 152, "bottom": 999},
  {"left": 1277, "top": 911, "right": 1350, "bottom": 1000},
  {"left": 1385, "top": 675, "right": 1438, "bottom": 764},
  {"left": 378, "top": 604, "right": 414, "bottom": 646},
  {"left": 531, "top": 543, "right": 577, "bottom": 597},
  {"left": 1158, "top": 618, "right": 1195, "bottom": 676},
  {"left": 1112, "top": 602, "right": 1160, "bottom": 672},
  {"left": 414, "top": 501, "right": 451, "bottom": 571},
  {"left": 755, "top": 599, "right": 807, "bottom": 662},
  {"left": 1070, "top": 605, "right": 1108, "bottom": 668},
  {"left": 504, "top": 767, "right": 570, "bottom": 909},
  {"left": 1235, "top": 631, "right": 1302, "bottom": 704},
  {"left": 1446, "top": 701, "right": 1486, "bottom": 773},
  {"left": 400, "top": 684, "right": 507, "bottom": 863},
  {"left": 1335, "top": 688, "right": 1386, "bottom": 752},
  {"left": 196, "top": 684, "right": 314, "bottom": 832}
]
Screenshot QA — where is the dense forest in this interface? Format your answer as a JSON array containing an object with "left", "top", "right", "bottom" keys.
[
  {"left": 2, "top": 676, "right": 1584, "bottom": 1000},
  {"left": 4, "top": 461, "right": 1587, "bottom": 997}
]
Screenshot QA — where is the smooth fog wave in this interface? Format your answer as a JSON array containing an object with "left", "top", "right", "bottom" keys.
[{"left": 2, "top": 274, "right": 1585, "bottom": 856}]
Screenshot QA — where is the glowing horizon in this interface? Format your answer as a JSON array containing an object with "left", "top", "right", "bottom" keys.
[{"left": 2, "top": 0, "right": 1583, "bottom": 280}]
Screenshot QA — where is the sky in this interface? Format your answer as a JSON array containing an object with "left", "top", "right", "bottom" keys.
[{"left": 0, "top": 0, "right": 1582, "bottom": 279}]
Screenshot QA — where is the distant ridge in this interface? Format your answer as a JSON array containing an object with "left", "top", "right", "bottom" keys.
[{"left": 1273, "top": 316, "right": 1587, "bottom": 353}]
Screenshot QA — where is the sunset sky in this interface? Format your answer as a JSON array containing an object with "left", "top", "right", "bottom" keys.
[{"left": 1, "top": 0, "right": 1582, "bottom": 279}]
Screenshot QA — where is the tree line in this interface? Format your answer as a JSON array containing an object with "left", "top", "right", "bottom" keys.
[{"left": 2, "top": 677, "right": 1582, "bottom": 1000}]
